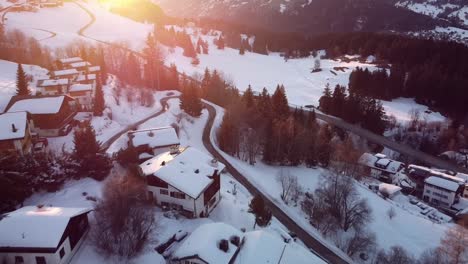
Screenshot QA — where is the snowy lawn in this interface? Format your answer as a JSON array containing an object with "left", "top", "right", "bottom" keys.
[{"left": 206, "top": 101, "right": 454, "bottom": 259}]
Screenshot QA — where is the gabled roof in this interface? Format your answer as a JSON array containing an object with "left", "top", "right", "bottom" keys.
[
  {"left": 69, "top": 84, "right": 92, "bottom": 92},
  {"left": 140, "top": 147, "right": 225, "bottom": 198},
  {"left": 38, "top": 79, "right": 69, "bottom": 87},
  {"left": 76, "top": 74, "right": 96, "bottom": 82},
  {"left": 172, "top": 223, "right": 242, "bottom": 264},
  {"left": 0, "top": 206, "right": 91, "bottom": 248},
  {"left": 58, "top": 57, "right": 83, "bottom": 64},
  {"left": 425, "top": 176, "right": 462, "bottom": 192},
  {"left": 129, "top": 127, "right": 180, "bottom": 149},
  {"left": 358, "top": 153, "right": 404, "bottom": 174},
  {"left": 6, "top": 95, "right": 70, "bottom": 114},
  {"left": 51, "top": 69, "right": 79, "bottom": 76},
  {"left": 0, "top": 111, "right": 28, "bottom": 141}
]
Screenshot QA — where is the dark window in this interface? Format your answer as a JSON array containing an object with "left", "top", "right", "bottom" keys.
[
  {"left": 59, "top": 247, "right": 65, "bottom": 258},
  {"left": 15, "top": 256, "right": 24, "bottom": 263},
  {"left": 160, "top": 189, "right": 168, "bottom": 195},
  {"left": 35, "top": 256, "right": 46, "bottom": 264},
  {"left": 170, "top": 192, "right": 185, "bottom": 199}
]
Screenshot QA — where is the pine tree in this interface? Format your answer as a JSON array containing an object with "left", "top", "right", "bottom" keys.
[
  {"left": 272, "top": 85, "right": 289, "bottom": 119},
  {"left": 216, "top": 35, "right": 225, "bottom": 50},
  {"left": 98, "top": 48, "right": 107, "bottom": 84},
  {"left": 72, "top": 121, "right": 111, "bottom": 181},
  {"left": 94, "top": 75, "right": 105, "bottom": 116},
  {"left": 16, "top": 64, "right": 30, "bottom": 96},
  {"left": 257, "top": 87, "right": 272, "bottom": 118},
  {"left": 242, "top": 85, "right": 255, "bottom": 108},
  {"left": 239, "top": 40, "right": 246, "bottom": 55},
  {"left": 248, "top": 194, "right": 272, "bottom": 228},
  {"left": 180, "top": 82, "right": 203, "bottom": 117},
  {"left": 319, "top": 83, "right": 332, "bottom": 114}
]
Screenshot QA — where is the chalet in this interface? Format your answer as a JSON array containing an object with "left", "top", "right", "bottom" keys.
[
  {"left": 50, "top": 69, "right": 79, "bottom": 80},
  {"left": 0, "top": 206, "right": 91, "bottom": 264},
  {"left": 128, "top": 127, "right": 180, "bottom": 160},
  {"left": 0, "top": 112, "right": 34, "bottom": 156},
  {"left": 56, "top": 57, "right": 83, "bottom": 69},
  {"left": 75, "top": 74, "right": 96, "bottom": 88},
  {"left": 68, "top": 84, "right": 94, "bottom": 110},
  {"left": 170, "top": 222, "right": 326, "bottom": 264},
  {"left": 36, "top": 79, "right": 69, "bottom": 96},
  {"left": 423, "top": 176, "right": 465, "bottom": 208},
  {"left": 358, "top": 153, "right": 405, "bottom": 182},
  {"left": 6, "top": 95, "right": 76, "bottom": 137},
  {"left": 87, "top": 66, "right": 101, "bottom": 74},
  {"left": 68, "top": 61, "right": 91, "bottom": 73},
  {"left": 455, "top": 173, "right": 468, "bottom": 198},
  {"left": 139, "top": 147, "right": 224, "bottom": 218}
]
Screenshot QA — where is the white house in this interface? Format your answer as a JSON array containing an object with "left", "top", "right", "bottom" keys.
[
  {"left": 423, "top": 176, "right": 464, "bottom": 208},
  {"left": 50, "top": 69, "right": 80, "bottom": 80},
  {"left": 139, "top": 147, "right": 224, "bottom": 218},
  {"left": 358, "top": 153, "right": 405, "bottom": 182},
  {"left": 0, "top": 111, "right": 34, "bottom": 156},
  {"left": 378, "top": 183, "right": 402, "bottom": 199},
  {"left": 57, "top": 57, "right": 83, "bottom": 69},
  {"left": 68, "top": 84, "right": 94, "bottom": 110},
  {"left": 128, "top": 127, "right": 180, "bottom": 160},
  {"left": 170, "top": 222, "right": 326, "bottom": 264},
  {"left": 0, "top": 206, "right": 91, "bottom": 264}
]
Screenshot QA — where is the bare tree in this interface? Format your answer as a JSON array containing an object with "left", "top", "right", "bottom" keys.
[
  {"left": 277, "top": 169, "right": 302, "bottom": 205},
  {"left": 387, "top": 207, "right": 396, "bottom": 220},
  {"left": 417, "top": 248, "right": 445, "bottom": 264},
  {"left": 302, "top": 193, "right": 339, "bottom": 236},
  {"left": 409, "top": 108, "right": 421, "bottom": 130},
  {"left": 375, "top": 246, "right": 414, "bottom": 264},
  {"left": 91, "top": 173, "right": 155, "bottom": 259},
  {"left": 436, "top": 225, "right": 468, "bottom": 264},
  {"left": 341, "top": 230, "right": 376, "bottom": 259}
]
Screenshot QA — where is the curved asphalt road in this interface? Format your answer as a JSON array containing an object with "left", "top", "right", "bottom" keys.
[{"left": 202, "top": 103, "right": 350, "bottom": 264}]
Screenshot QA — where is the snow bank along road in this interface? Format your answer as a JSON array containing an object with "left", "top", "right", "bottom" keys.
[
  {"left": 311, "top": 109, "right": 468, "bottom": 174},
  {"left": 202, "top": 103, "right": 349, "bottom": 264},
  {"left": 100, "top": 95, "right": 178, "bottom": 151}
]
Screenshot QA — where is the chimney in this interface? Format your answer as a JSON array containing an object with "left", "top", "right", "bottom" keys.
[{"left": 12, "top": 124, "right": 18, "bottom": 133}]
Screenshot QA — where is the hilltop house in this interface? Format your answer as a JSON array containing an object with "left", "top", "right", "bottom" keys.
[
  {"left": 128, "top": 127, "right": 180, "bottom": 160},
  {"left": 0, "top": 206, "right": 91, "bottom": 264},
  {"left": 5, "top": 95, "right": 76, "bottom": 137},
  {"left": 56, "top": 57, "right": 83, "bottom": 69},
  {"left": 358, "top": 153, "right": 405, "bottom": 182},
  {"left": 423, "top": 176, "right": 465, "bottom": 208},
  {"left": 139, "top": 147, "right": 224, "bottom": 218},
  {"left": 0, "top": 112, "right": 34, "bottom": 156},
  {"left": 36, "top": 79, "right": 70, "bottom": 96},
  {"left": 170, "top": 222, "right": 326, "bottom": 264},
  {"left": 50, "top": 69, "right": 80, "bottom": 80},
  {"left": 68, "top": 84, "right": 94, "bottom": 110}
]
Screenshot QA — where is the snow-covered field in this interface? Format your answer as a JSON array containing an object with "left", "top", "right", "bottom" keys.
[
  {"left": 0, "top": 60, "right": 48, "bottom": 112},
  {"left": 2, "top": 0, "right": 152, "bottom": 49},
  {"left": 163, "top": 31, "right": 447, "bottom": 124},
  {"left": 207, "top": 101, "right": 453, "bottom": 259}
]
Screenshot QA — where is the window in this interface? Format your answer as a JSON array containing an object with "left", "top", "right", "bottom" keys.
[
  {"left": 15, "top": 256, "right": 24, "bottom": 263},
  {"left": 160, "top": 189, "right": 168, "bottom": 195},
  {"left": 59, "top": 247, "right": 65, "bottom": 259},
  {"left": 208, "top": 196, "right": 217, "bottom": 208},
  {"left": 170, "top": 192, "right": 185, "bottom": 199},
  {"left": 35, "top": 257, "right": 46, "bottom": 264}
]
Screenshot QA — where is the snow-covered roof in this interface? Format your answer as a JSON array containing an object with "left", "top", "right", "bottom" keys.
[
  {"left": 425, "top": 176, "right": 462, "bottom": 192},
  {"left": 233, "top": 231, "right": 325, "bottom": 264},
  {"left": 172, "top": 223, "right": 242, "bottom": 264},
  {"left": 69, "top": 61, "right": 90, "bottom": 68},
  {"left": 0, "top": 206, "right": 91, "bottom": 248},
  {"left": 69, "top": 84, "right": 92, "bottom": 92},
  {"left": 129, "top": 127, "right": 180, "bottom": 149},
  {"left": 140, "top": 147, "right": 225, "bottom": 198},
  {"left": 379, "top": 183, "right": 402, "bottom": 196},
  {"left": 38, "top": 79, "right": 68, "bottom": 87},
  {"left": 7, "top": 96, "right": 66, "bottom": 114},
  {"left": 456, "top": 173, "right": 468, "bottom": 183},
  {"left": 52, "top": 69, "right": 79, "bottom": 76},
  {"left": 58, "top": 57, "right": 83, "bottom": 64},
  {"left": 88, "top": 66, "right": 101, "bottom": 72},
  {"left": 0, "top": 112, "right": 28, "bottom": 141},
  {"left": 76, "top": 74, "right": 96, "bottom": 82},
  {"left": 358, "top": 153, "right": 404, "bottom": 174}
]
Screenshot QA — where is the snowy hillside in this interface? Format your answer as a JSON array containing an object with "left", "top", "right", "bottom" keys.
[
  {"left": 397, "top": 0, "right": 468, "bottom": 26},
  {"left": 163, "top": 28, "right": 446, "bottom": 124},
  {"left": 0, "top": 60, "right": 48, "bottom": 112},
  {"left": 2, "top": 0, "right": 152, "bottom": 49}
]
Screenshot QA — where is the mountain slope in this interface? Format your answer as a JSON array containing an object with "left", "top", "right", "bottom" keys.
[{"left": 153, "top": 0, "right": 445, "bottom": 34}]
